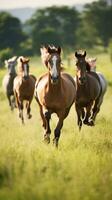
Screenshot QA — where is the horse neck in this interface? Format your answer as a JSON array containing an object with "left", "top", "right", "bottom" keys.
[
  {"left": 8, "top": 70, "right": 16, "bottom": 79},
  {"left": 76, "top": 75, "right": 87, "bottom": 91},
  {"left": 76, "top": 74, "right": 91, "bottom": 99}
]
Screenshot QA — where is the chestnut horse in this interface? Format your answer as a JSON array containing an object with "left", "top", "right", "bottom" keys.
[
  {"left": 74, "top": 50, "right": 106, "bottom": 130},
  {"left": 35, "top": 46, "right": 76, "bottom": 147},
  {"left": 13, "top": 56, "right": 36, "bottom": 124},
  {"left": 2, "top": 56, "right": 17, "bottom": 110}
]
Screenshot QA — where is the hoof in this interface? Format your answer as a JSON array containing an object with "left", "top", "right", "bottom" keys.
[
  {"left": 84, "top": 119, "right": 94, "bottom": 126},
  {"left": 43, "top": 134, "right": 50, "bottom": 144},
  {"left": 53, "top": 138, "right": 58, "bottom": 148},
  {"left": 78, "top": 121, "right": 82, "bottom": 131},
  {"left": 88, "top": 120, "right": 95, "bottom": 126},
  {"left": 27, "top": 114, "right": 32, "bottom": 119}
]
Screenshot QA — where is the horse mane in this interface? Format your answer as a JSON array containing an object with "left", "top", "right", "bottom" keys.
[
  {"left": 40, "top": 45, "right": 61, "bottom": 67},
  {"left": 17, "top": 56, "right": 30, "bottom": 64},
  {"left": 86, "top": 61, "right": 91, "bottom": 72}
]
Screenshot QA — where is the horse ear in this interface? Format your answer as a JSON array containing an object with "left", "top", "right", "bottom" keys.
[
  {"left": 75, "top": 52, "right": 78, "bottom": 58},
  {"left": 4, "top": 60, "right": 8, "bottom": 67},
  {"left": 47, "top": 46, "right": 52, "bottom": 54},
  {"left": 20, "top": 58, "right": 22, "bottom": 62},
  {"left": 26, "top": 58, "right": 30, "bottom": 62},
  {"left": 13, "top": 56, "right": 18, "bottom": 62},
  {"left": 57, "top": 46, "right": 61, "bottom": 54},
  {"left": 84, "top": 51, "right": 86, "bottom": 57}
]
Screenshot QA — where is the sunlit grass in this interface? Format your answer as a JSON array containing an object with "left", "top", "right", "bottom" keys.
[{"left": 0, "top": 53, "right": 112, "bottom": 200}]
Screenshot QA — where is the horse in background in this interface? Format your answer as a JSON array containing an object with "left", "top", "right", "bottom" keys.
[
  {"left": 74, "top": 50, "right": 106, "bottom": 130},
  {"left": 35, "top": 45, "right": 76, "bottom": 147},
  {"left": 13, "top": 56, "right": 36, "bottom": 124},
  {"left": 86, "top": 57, "right": 107, "bottom": 123},
  {"left": 86, "top": 57, "right": 97, "bottom": 72},
  {"left": 2, "top": 56, "right": 17, "bottom": 110}
]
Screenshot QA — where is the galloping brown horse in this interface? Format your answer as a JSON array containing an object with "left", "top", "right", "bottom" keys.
[
  {"left": 13, "top": 56, "right": 36, "bottom": 124},
  {"left": 74, "top": 50, "right": 102, "bottom": 130},
  {"left": 35, "top": 45, "right": 76, "bottom": 147}
]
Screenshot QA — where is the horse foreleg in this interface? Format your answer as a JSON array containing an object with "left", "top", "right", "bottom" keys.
[
  {"left": 43, "top": 109, "right": 51, "bottom": 144},
  {"left": 75, "top": 104, "right": 82, "bottom": 131},
  {"left": 83, "top": 102, "right": 94, "bottom": 126},
  {"left": 20, "top": 102, "right": 24, "bottom": 124},
  {"left": 53, "top": 115, "right": 64, "bottom": 148},
  {"left": 26, "top": 100, "right": 32, "bottom": 119},
  {"left": 7, "top": 93, "right": 12, "bottom": 110}
]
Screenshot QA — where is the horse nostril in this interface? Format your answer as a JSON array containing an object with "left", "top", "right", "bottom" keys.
[{"left": 51, "top": 76, "right": 59, "bottom": 83}]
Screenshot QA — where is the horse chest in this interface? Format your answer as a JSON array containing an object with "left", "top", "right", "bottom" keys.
[{"left": 76, "top": 88, "right": 91, "bottom": 106}]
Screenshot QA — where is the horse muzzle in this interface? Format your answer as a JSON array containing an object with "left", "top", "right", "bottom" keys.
[
  {"left": 23, "top": 75, "right": 29, "bottom": 80},
  {"left": 79, "top": 77, "right": 86, "bottom": 85},
  {"left": 51, "top": 76, "right": 59, "bottom": 84}
]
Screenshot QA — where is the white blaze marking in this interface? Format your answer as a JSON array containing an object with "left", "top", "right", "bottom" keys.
[
  {"left": 52, "top": 55, "right": 58, "bottom": 77},
  {"left": 23, "top": 63, "right": 28, "bottom": 76}
]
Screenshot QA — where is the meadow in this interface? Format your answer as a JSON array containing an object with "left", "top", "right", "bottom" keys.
[{"left": 0, "top": 52, "right": 112, "bottom": 200}]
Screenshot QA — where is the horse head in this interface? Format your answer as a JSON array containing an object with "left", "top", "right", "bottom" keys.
[
  {"left": 17, "top": 56, "right": 30, "bottom": 80},
  {"left": 41, "top": 45, "right": 61, "bottom": 85},
  {"left": 75, "top": 50, "right": 87, "bottom": 85},
  {"left": 4, "top": 56, "right": 17, "bottom": 75}
]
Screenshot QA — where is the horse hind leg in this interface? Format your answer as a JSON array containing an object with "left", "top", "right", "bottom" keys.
[
  {"left": 91, "top": 97, "right": 102, "bottom": 124},
  {"left": 35, "top": 97, "right": 46, "bottom": 129},
  {"left": 75, "top": 104, "right": 83, "bottom": 131},
  {"left": 11, "top": 95, "right": 16, "bottom": 109}
]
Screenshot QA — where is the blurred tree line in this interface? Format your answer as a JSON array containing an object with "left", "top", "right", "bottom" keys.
[{"left": 0, "top": 0, "right": 112, "bottom": 64}]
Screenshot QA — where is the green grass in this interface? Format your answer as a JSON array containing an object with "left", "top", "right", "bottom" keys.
[{"left": 0, "top": 53, "right": 112, "bottom": 200}]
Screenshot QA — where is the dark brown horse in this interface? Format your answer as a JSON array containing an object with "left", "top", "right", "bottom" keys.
[
  {"left": 2, "top": 56, "right": 17, "bottom": 110},
  {"left": 35, "top": 45, "right": 76, "bottom": 147},
  {"left": 13, "top": 56, "right": 36, "bottom": 124},
  {"left": 74, "top": 50, "right": 103, "bottom": 130}
]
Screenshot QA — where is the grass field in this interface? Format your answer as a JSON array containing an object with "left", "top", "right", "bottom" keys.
[{"left": 0, "top": 53, "right": 112, "bottom": 200}]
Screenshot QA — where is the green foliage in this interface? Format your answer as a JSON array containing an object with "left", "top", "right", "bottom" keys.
[
  {"left": 28, "top": 6, "right": 80, "bottom": 53},
  {"left": 19, "top": 39, "right": 33, "bottom": 56},
  {"left": 0, "top": 12, "right": 27, "bottom": 52},
  {"left": 82, "top": 1, "right": 112, "bottom": 47},
  {"left": 108, "top": 38, "right": 112, "bottom": 62},
  {"left": 0, "top": 48, "right": 13, "bottom": 67}
]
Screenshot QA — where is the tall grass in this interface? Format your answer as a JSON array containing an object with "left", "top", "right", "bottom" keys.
[{"left": 0, "top": 53, "right": 112, "bottom": 200}]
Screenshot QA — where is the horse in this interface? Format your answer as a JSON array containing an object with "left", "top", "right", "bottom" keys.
[
  {"left": 13, "top": 56, "right": 36, "bottom": 124},
  {"left": 2, "top": 56, "right": 17, "bottom": 110},
  {"left": 86, "top": 57, "right": 107, "bottom": 123},
  {"left": 86, "top": 57, "right": 97, "bottom": 72},
  {"left": 74, "top": 50, "right": 107, "bottom": 130},
  {"left": 35, "top": 45, "right": 76, "bottom": 147}
]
